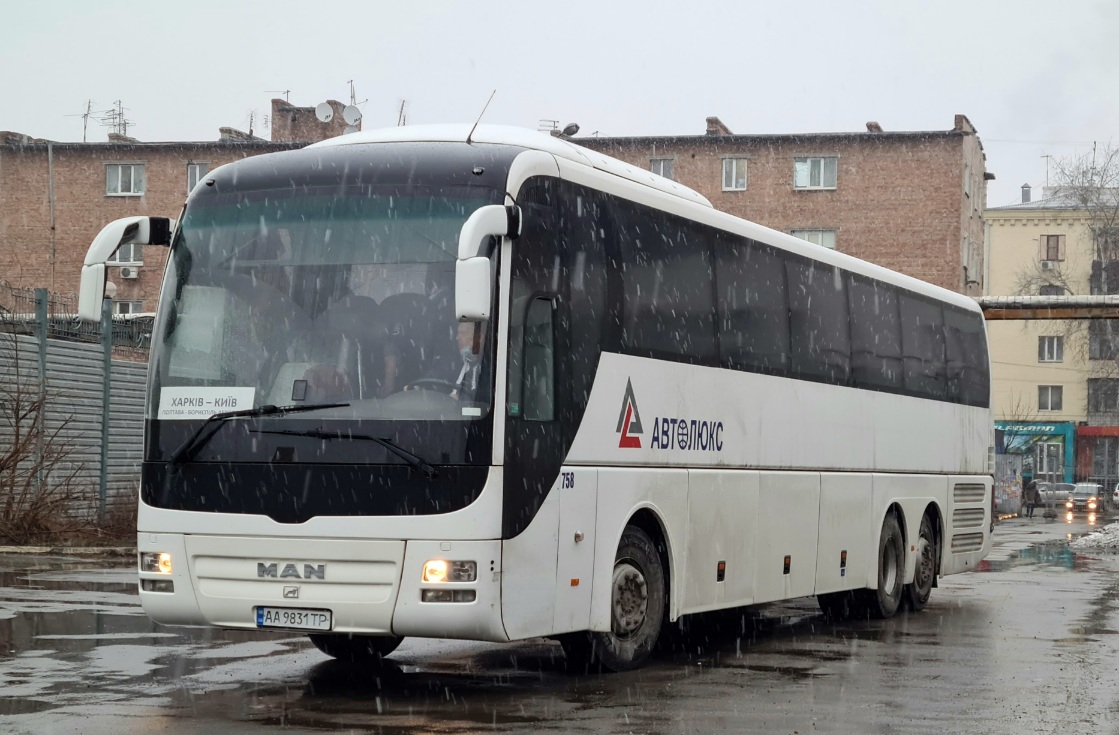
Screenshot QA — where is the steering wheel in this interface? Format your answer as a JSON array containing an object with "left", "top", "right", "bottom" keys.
[{"left": 403, "top": 378, "right": 459, "bottom": 395}]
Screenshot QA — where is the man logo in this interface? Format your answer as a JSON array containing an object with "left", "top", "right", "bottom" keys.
[{"left": 616, "top": 378, "right": 643, "bottom": 448}]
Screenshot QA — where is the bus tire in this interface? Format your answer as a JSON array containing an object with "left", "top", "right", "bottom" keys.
[
  {"left": 905, "top": 514, "right": 937, "bottom": 612},
  {"left": 862, "top": 512, "right": 904, "bottom": 619},
  {"left": 560, "top": 525, "right": 666, "bottom": 672},
  {"left": 308, "top": 633, "right": 403, "bottom": 662}
]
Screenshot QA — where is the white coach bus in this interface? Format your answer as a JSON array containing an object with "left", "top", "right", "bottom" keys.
[{"left": 78, "top": 125, "right": 993, "bottom": 671}]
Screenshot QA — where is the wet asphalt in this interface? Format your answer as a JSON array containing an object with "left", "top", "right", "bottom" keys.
[{"left": 1, "top": 513, "right": 1118, "bottom": 735}]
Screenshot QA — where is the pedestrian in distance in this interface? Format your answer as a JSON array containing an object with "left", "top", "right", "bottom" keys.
[{"left": 1024, "top": 479, "right": 1041, "bottom": 519}]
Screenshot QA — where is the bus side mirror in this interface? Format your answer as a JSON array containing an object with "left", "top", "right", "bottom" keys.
[
  {"left": 456, "top": 257, "right": 492, "bottom": 321},
  {"left": 77, "top": 216, "right": 175, "bottom": 321},
  {"left": 455, "top": 205, "right": 519, "bottom": 322}
]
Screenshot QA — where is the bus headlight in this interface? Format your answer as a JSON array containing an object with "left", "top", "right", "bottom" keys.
[
  {"left": 422, "top": 560, "right": 477, "bottom": 583},
  {"left": 140, "top": 552, "right": 173, "bottom": 575}
]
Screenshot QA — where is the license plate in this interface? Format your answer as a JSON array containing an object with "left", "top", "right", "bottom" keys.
[{"left": 255, "top": 606, "right": 332, "bottom": 631}]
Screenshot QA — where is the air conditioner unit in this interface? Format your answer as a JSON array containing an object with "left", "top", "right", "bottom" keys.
[
  {"left": 1040, "top": 260, "right": 1055, "bottom": 270},
  {"left": 119, "top": 266, "right": 139, "bottom": 279}
]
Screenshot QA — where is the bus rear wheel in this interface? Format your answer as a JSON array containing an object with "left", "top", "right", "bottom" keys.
[
  {"left": 560, "top": 525, "right": 666, "bottom": 672},
  {"left": 308, "top": 633, "right": 403, "bottom": 662},
  {"left": 861, "top": 513, "right": 905, "bottom": 618},
  {"left": 905, "top": 514, "right": 937, "bottom": 612}
]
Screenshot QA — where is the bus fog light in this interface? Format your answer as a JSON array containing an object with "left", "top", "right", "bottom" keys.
[
  {"left": 141, "top": 552, "right": 173, "bottom": 574},
  {"left": 422, "top": 589, "right": 477, "bottom": 603},
  {"left": 422, "top": 560, "right": 476, "bottom": 583},
  {"left": 141, "top": 579, "right": 175, "bottom": 593},
  {"left": 422, "top": 589, "right": 453, "bottom": 602}
]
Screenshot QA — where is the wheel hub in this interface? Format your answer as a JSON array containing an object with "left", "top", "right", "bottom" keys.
[{"left": 611, "top": 562, "right": 648, "bottom": 638}]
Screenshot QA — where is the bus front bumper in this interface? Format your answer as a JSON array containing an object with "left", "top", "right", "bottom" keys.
[{"left": 136, "top": 533, "right": 508, "bottom": 642}]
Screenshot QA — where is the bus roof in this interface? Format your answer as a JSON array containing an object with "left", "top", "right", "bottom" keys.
[{"left": 308, "top": 124, "right": 713, "bottom": 208}]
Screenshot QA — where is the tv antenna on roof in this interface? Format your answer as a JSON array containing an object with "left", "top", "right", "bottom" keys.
[
  {"left": 66, "top": 99, "right": 94, "bottom": 142},
  {"left": 98, "top": 100, "right": 133, "bottom": 137},
  {"left": 347, "top": 80, "right": 367, "bottom": 107},
  {"left": 266, "top": 89, "right": 291, "bottom": 102}
]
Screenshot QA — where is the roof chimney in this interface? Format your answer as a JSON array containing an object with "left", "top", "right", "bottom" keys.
[
  {"left": 1021, "top": 183, "right": 1032, "bottom": 204},
  {"left": 866, "top": 121, "right": 883, "bottom": 133},
  {"left": 705, "top": 116, "right": 733, "bottom": 136}
]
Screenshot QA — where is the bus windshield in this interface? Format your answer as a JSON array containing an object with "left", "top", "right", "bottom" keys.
[{"left": 150, "top": 184, "right": 498, "bottom": 435}]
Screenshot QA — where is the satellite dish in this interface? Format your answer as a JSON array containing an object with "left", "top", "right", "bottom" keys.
[
  {"left": 343, "top": 105, "right": 362, "bottom": 125},
  {"left": 343, "top": 125, "right": 359, "bottom": 135},
  {"left": 315, "top": 102, "right": 334, "bottom": 123}
]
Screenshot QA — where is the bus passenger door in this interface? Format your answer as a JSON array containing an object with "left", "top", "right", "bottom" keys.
[{"left": 554, "top": 468, "right": 598, "bottom": 632}]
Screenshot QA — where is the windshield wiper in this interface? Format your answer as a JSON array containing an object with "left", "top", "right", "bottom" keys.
[
  {"left": 251, "top": 428, "right": 437, "bottom": 478},
  {"left": 168, "top": 403, "right": 350, "bottom": 470}
]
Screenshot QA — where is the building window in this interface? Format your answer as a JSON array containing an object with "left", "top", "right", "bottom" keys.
[
  {"left": 791, "top": 229, "right": 837, "bottom": 249},
  {"left": 106, "top": 242, "right": 143, "bottom": 265},
  {"left": 650, "top": 158, "right": 674, "bottom": 180},
  {"left": 1038, "top": 385, "right": 1063, "bottom": 411},
  {"left": 722, "top": 158, "right": 747, "bottom": 190},
  {"left": 794, "top": 156, "right": 838, "bottom": 189},
  {"left": 1039, "top": 285, "right": 1065, "bottom": 296},
  {"left": 1088, "top": 379, "right": 1119, "bottom": 413},
  {"left": 1041, "top": 234, "right": 1065, "bottom": 262},
  {"left": 1089, "top": 319, "right": 1119, "bottom": 360},
  {"left": 1036, "top": 442, "right": 1063, "bottom": 479},
  {"left": 187, "top": 163, "right": 209, "bottom": 192},
  {"left": 112, "top": 300, "right": 143, "bottom": 315},
  {"left": 1038, "top": 336, "right": 1064, "bottom": 362},
  {"left": 105, "top": 163, "right": 145, "bottom": 196}
]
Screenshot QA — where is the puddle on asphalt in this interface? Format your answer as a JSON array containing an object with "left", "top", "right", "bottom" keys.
[
  {"left": 0, "top": 696, "right": 55, "bottom": 715},
  {"left": 976, "top": 540, "right": 1097, "bottom": 573}
]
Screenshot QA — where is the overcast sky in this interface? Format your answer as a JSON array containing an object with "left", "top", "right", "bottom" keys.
[{"left": 2, "top": 0, "right": 1116, "bottom": 207}]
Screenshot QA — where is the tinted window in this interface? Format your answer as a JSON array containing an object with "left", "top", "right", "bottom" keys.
[
  {"left": 786, "top": 258, "right": 850, "bottom": 384},
  {"left": 848, "top": 275, "right": 903, "bottom": 391},
  {"left": 617, "top": 207, "right": 716, "bottom": 363},
  {"left": 900, "top": 293, "right": 946, "bottom": 400},
  {"left": 716, "top": 238, "right": 790, "bottom": 373},
  {"left": 944, "top": 307, "right": 990, "bottom": 407}
]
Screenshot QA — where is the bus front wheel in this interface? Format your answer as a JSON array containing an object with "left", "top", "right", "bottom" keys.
[
  {"left": 560, "top": 525, "right": 666, "bottom": 672},
  {"left": 308, "top": 633, "right": 403, "bottom": 662}
]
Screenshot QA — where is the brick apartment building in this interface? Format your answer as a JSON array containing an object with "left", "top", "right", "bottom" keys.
[
  {"left": 575, "top": 115, "right": 991, "bottom": 295},
  {"left": 0, "top": 98, "right": 353, "bottom": 313}
]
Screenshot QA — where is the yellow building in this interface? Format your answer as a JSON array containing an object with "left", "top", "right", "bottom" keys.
[{"left": 986, "top": 185, "right": 1119, "bottom": 485}]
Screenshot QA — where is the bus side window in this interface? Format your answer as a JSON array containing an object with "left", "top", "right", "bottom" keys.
[{"left": 522, "top": 297, "right": 556, "bottom": 421}]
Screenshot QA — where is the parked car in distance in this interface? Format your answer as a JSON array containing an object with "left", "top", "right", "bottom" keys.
[
  {"left": 1036, "top": 482, "right": 1075, "bottom": 507},
  {"left": 1066, "top": 483, "right": 1103, "bottom": 513}
]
